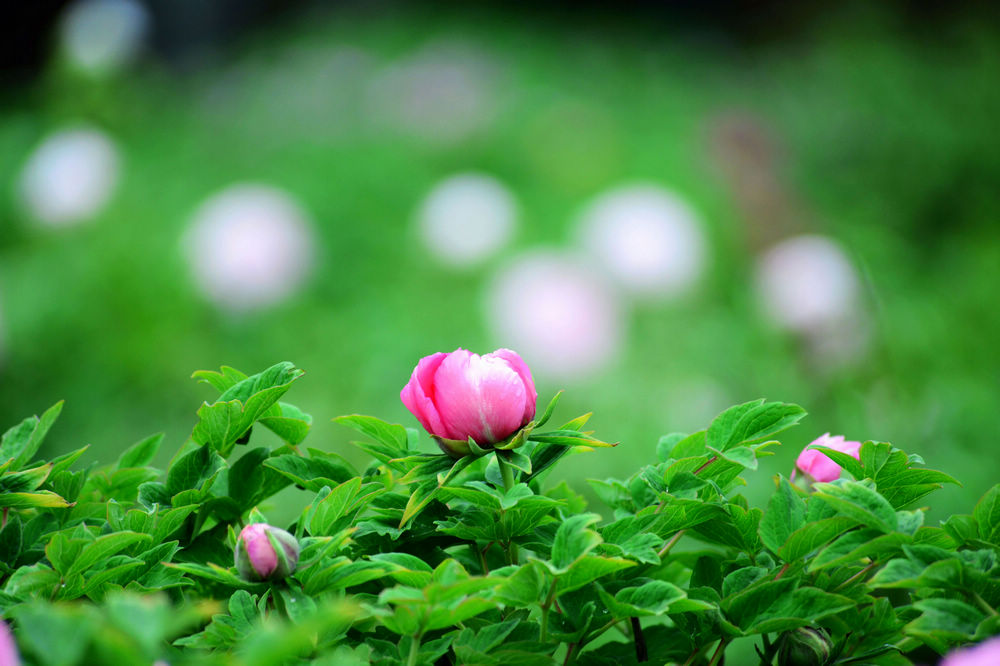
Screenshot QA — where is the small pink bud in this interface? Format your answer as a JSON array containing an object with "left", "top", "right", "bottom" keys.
[
  {"left": 0, "top": 620, "right": 19, "bottom": 666},
  {"left": 942, "top": 637, "right": 1000, "bottom": 666},
  {"left": 235, "top": 523, "right": 299, "bottom": 582},
  {"left": 400, "top": 348, "right": 538, "bottom": 457},
  {"left": 793, "top": 433, "right": 861, "bottom": 483}
]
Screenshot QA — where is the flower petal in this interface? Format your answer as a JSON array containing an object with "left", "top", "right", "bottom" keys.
[
  {"left": 433, "top": 349, "right": 528, "bottom": 444},
  {"left": 490, "top": 348, "right": 538, "bottom": 423},
  {"left": 400, "top": 351, "right": 449, "bottom": 438}
]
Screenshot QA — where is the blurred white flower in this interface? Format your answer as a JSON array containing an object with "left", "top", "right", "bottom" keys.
[
  {"left": 18, "top": 127, "right": 120, "bottom": 227},
  {"left": 365, "top": 41, "right": 501, "bottom": 143},
  {"left": 183, "top": 184, "right": 316, "bottom": 312},
  {"left": 485, "top": 251, "right": 624, "bottom": 380},
  {"left": 576, "top": 184, "right": 708, "bottom": 299},
  {"left": 59, "top": 0, "right": 149, "bottom": 75},
  {"left": 417, "top": 173, "right": 517, "bottom": 268},
  {"left": 755, "top": 235, "right": 861, "bottom": 334}
]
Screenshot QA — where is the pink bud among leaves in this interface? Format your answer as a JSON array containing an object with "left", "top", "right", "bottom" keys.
[
  {"left": 942, "top": 637, "right": 1000, "bottom": 666},
  {"left": 235, "top": 523, "right": 299, "bottom": 582},
  {"left": 400, "top": 348, "right": 538, "bottom": 457},
  {"left": 794, "top": 433, "right": 861, "bottom": 483},
  {"left": 0, "top": 619, "right": 19, "bottom": 666}
]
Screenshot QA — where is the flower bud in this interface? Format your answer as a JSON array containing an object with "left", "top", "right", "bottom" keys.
[
  {"left": 235, "top": 523, "right": 299, "bottom": 582},
  {"left": 0, "top": 620, "right": 19, "bottom": 666},
  {"left": 777, "top": 627, "right": 833, "bottom": 666},
  {"left": 942, "top": 637, "right": 1000, "bottom": 666},
  {"left": 400, "top": 348, "right": 537, "bottom": 458},
  {"left": 793, "top": 433, "right": 861, "bottom": 484}
]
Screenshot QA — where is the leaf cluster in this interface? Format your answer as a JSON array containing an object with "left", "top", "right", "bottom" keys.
[{"left": 0, "top": 364, "right": 995, "bottom": 665}]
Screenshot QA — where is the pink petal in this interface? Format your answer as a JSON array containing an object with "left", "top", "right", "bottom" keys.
[
  {"left": 489, "top": 348, "right": 538, "bottom": 423},
  {"left": 240, "top": 523, "right": 278, "bottom": 577},
  {"left": 0, "top": 621, "right": 19, "bottom": 666},
  {"left": 433, "top": 349, "right": 528, "bottom": 443},
  {"left": 400, "top": 352, "right": 450, "bottom": 438}
]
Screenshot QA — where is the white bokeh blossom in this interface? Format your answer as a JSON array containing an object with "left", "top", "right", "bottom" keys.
[
  {"left": 417, "top": 173, "right": 517, "bottom": 268},
  {"left": 183, "top": 184, "right": 316, "bottom": 312},
  {"left": 18, "top": 127, "right": 120, "bottom": 227},
  {"left": 576, "top": 184, "right": 708, "bottom": 299}
]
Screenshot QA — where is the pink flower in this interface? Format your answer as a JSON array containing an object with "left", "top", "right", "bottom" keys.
[
  {"left": 942, "top": 637, "right": 1000, "bottom": 666},
  {"left": 234, "top": 523, "right": 299, "bottom": 582},
  {"left": 401, "top": 348, "right": 538, "bottom": 457},
  {"left": 793, "top": 433, "right": 861, "bottom": 483},
  {"left": 0, "top": 619, "right": 19, "bottom": 666}
]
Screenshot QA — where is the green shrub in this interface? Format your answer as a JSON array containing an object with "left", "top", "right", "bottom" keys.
[{"left": 0, "top": 361, "right": 997, "bottom": 665}]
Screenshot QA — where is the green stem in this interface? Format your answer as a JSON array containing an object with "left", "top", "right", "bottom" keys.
[
  {"left": 406, "top": 634, "right": 422, "bottom": 666},
  {"left": 658, "top": 530, "right": 685, "bottom": 558},
  {"left": 496, "top": 453, "right": 519, "bottom": 565},
  {"left": 972, "top": 591, "right": 999, "bottom": 616},
  {"left": 540, "top": 580, "right": 558, "bottom": 643},
  {"left": 497, "top": 452, "right": 516, "bottom": 491},
  {"left": 708, "top": 638, "right": 729, "bottom": 666}
]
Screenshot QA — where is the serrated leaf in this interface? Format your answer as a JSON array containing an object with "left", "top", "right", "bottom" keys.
[
  {"left": 812, "top": 480, "right": 897, "bottom": 533},
  {"left": 334, "top": 415, "right": 408, "bottom": 451},
  {"left": 759, "top": 475, "right": 805, "bottom": 555},
  {"left": 117, "top": 433, "right": 164, "bottom": 470}
]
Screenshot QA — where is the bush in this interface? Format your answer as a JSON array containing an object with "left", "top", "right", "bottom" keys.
[{"left": 0, "top": 361, "right": 997, "bottom": 665}]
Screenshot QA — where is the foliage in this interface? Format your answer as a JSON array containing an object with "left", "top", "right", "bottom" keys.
[{"left": 0, "top": 361, "right": 996, "bottom": 665}]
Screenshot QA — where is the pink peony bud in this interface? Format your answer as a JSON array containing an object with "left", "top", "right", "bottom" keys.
[
  {"left": 0, "top": 619, "right": 19, "bottom": 666},
  {"left": 793, "top": 433, "right": 861, "bottom": 483},
  {"left": 235, "top": 523, "right": 299, "bottom": 582},
  {"left": 400, "top": 348, "right": 538, "bottom": 457},
  {"left": 942, "top": 637, "right": 1000, "bottom": 666}
]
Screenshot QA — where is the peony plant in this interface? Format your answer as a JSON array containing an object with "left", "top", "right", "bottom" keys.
[{"left": 0, "top": 355, "right": 995, "bottom": 666}]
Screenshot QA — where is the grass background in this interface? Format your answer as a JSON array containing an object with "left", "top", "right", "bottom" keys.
[{"left": 1, "top": 3, "right": 998, "bottom": 522}]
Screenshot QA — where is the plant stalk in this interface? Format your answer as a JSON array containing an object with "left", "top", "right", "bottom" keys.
[
  {"left": 496, "top": 453, "right": 519, "bottom": 564},
  {"left": 540, "top": 580, "right": 558, "bottom": 643},
  {"left": 708, "top": 638, "right": 729, "bottom": 666},
  {"left": 407, "top": 634, "right": 422, "bottom": 666},
  {"left": 631, "top": 617, "right": 648, "bottom": 662},
  {"left": 658, "top": 530, "right": 685, "bottom": 558}
]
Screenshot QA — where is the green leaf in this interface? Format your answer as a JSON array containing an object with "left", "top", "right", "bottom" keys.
[
  {"left": 759, "top": 475, "right": 806, "bottom": 555},
  {"left": 117, "top": 433, "right": 164, "bottom": 470},
  {"left": 11, "top": 601, "right": 94, "bottom": 666},
  {"left": 66, "top": 532, "right": 152, "bottom": 578},
  {"left": 0, "top": 401, "right": 64, "bottom": 470},
  {"left": 258, "top": 402, "right": 313, "bottom": 445},
  {"left": 974, "top": 484, "right": 1000, "bottom": 544},
  {"left": 0, "top": 490, "right": 72, "bottom": 508},
  {"left": 334, "top": 414, "right": 408, "bottom": 451},
  {"left": 165, "top": 444, "right": 225, "bottom": 497},
  {"left": 550, "top": 513, "right": 602, "bottom": 571},
  {"left": 192, "top": 362, "right": 304, "bottom": 454},
  {"left": 811, "top": 445, "right": 865, "bottom": 480},
  {"left": 812, "top": 480, "right": 898, "bottom": 533},
  {"left": 528, "top": 430, "right": 616, "bottom": 448},
  {"left": 810, "top": 529, "right": 908, "bottom": 570},
  {"left": 534, "top": 391, "right": 563, "bottom": 429},
  {"left": 707, "top": 400, "right": 805, "bottom": 452},
  {"left": 722, "top": 579, "right": 853, "bottom": 634},
  {"left": 905, "top": 599, "right": 985, "bottom": 645},
  {"left": 598, "top": 580, "right": 686, "bottom": 618},
  {"left": 228, "top": 448, "right": 292, "bottom": 510},
  {"left": 556, "top": 556, "right": 635, "bottom": 595},
  {"left": 778, "top": 516, "right": 858, "bottom": 561}
]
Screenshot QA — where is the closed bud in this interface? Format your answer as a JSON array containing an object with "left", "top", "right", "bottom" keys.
[
  {"left": 235, "top": 523, "right": 299, "bottom": 582},
  {"left": 400, "top": 348, "right": 537, "bottom": 458},
  {"left": 777, "top": 627, "right": 833, "bottom": 666}
]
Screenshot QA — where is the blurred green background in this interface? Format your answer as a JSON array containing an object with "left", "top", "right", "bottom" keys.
[{"left": 2, "top": 1, "right": 998, "bottom": 522}]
